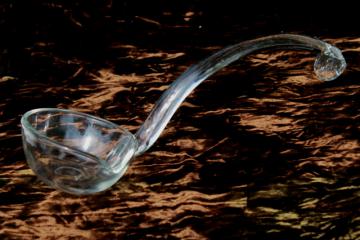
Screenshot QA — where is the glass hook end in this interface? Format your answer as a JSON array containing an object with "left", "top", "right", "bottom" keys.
[{"left": 314, "top": 44, "right": 346, "bottom": 81}]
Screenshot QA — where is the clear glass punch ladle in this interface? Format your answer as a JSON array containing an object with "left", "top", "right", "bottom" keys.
[{"left": 21, "top": 34, "right": 346, "bottom": 195}]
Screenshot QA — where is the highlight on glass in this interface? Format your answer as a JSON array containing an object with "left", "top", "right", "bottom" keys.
[{"left": 21, "top": 34, "right": 346, "bottom": 195}]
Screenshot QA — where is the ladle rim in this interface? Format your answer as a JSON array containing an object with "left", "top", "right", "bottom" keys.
[{"left": 21, "top": 108, "right": 136, "bottom": 170}]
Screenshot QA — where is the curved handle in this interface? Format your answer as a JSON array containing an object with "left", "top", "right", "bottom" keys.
[{"left": 135, "top": 34, "right": 346, "bottom": 155}]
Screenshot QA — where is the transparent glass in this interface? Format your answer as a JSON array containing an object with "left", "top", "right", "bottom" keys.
[
  {"left": 21, "top": 109, "right": 137, "bottom": 194},
  {"left": 21, "top": 34, "right": 346, "bottom": 195}
]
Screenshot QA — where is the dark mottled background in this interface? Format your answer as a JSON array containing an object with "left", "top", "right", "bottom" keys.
[{"left": 0, "top": 1, "right": 359, "bottom": 239}]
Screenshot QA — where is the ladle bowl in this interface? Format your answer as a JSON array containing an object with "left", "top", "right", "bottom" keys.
[
  {"left": 21, "top": 34, "right": 346, "bottom": 195},
  {"left": 21, "top": 108, "right": 137, "bottom": 194}
]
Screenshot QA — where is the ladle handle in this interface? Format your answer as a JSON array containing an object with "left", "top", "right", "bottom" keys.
[{"left": 135, "top": 34, "right": 346, "bottom": 155}]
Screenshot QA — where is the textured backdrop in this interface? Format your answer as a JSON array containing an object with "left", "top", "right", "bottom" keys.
[{"left": 0, "top": 1, "right": 359, "bottom": 239}]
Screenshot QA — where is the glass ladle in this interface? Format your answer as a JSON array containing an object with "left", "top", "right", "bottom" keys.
[{"left": 21, "top": 34, "right": 346, "bottom": 195}]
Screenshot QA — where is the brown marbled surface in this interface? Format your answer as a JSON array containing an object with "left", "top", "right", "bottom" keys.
[{"left": 0, "top": 1, "right": 359, "bottom": 239}]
